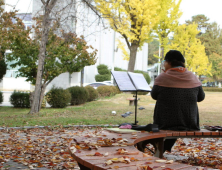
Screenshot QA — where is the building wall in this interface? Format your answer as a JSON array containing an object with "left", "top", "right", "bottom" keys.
[{"left": 2, "top": 77, "right": 31, "bottom": 91}]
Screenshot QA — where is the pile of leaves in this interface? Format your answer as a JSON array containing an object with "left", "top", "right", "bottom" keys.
[
  {"left": 167, "top": 138, "right": 222, "bottom": 169},
  {"left": 0, "top": 127, "right": 82, "bottom": 169}
]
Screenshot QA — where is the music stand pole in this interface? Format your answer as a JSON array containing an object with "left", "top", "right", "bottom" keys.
[{"left": 134, "top": 91, "right": 138, "bottom": 125}]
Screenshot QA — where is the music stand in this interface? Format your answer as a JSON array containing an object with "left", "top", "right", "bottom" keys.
[{"left": 111, "top": 71, "right": 151, "bottom": 125}]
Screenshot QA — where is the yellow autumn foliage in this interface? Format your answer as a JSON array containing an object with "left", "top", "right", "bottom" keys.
[
  {"left": 169, "top": 24, "right": 212, "bottom": 76},
  {"left": 94, "top": 0, "right": 161, "bottom": 64},
  {"left": 155, "top": 0, "right": 182, "bottom": 58}
]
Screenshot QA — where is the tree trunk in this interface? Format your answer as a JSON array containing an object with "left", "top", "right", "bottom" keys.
[
  {"left": 128, "top": 43, "right": 139, "bottom": 72},
  {"left": 38, "top": 84, "right": 47, "bottom": 111},
  {"left": 29, "top": 0, "right": 58, "bottom": 114},
  {"left": 81, "top": 68, "right": 84, "bottom": 87},
  {"left": 161, "top": 46, "right": 164, "bottom": 61}
]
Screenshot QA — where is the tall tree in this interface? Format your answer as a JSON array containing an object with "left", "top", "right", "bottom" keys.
[
  {"left": 169, "top": 23, "right": 211, "bottom": 76},
  {"left": 204, "top": 23, "right": 222, "bottom": 81},
  {"left": 30, "top": 0, "right": 58, "bottom": 114},
  {"left": 186, "top": 15, "right": 222, "bottom": 81},
  {"left": 186, "top": 14, "right": 210, "bottom": 36},
  {"left": 94, "top": 0, "right": 161, "bottom": 72},
  {"left": 209, "top": 53, "right": 222, "bottom": 81},
  {"left": 7, "top": 18, "right": 97, "bottom": 111},
  {"left": 155, "top": 0, "right": 182, "bottom": 60}
]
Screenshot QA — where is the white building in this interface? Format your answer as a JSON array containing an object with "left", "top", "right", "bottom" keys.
[{"left": 1, "top": 0, "right": 148, "bottom": 92}]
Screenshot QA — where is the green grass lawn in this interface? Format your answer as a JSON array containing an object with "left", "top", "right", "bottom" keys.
[{"left": 0, "top": 91, "right": 222, "bottom": 127}]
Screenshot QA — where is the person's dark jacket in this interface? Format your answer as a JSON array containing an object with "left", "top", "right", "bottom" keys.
[{"left": 151, "top": 85, "right": 205, "bottom": 131}]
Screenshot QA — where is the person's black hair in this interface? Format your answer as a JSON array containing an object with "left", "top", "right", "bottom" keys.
[{"left": 164, "top": 50, "right": 185, "bottom": 68}]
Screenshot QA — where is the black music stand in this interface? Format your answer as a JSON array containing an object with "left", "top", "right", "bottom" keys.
[{"left": 111, "top": 71, "right": 151, "bottom": 126}]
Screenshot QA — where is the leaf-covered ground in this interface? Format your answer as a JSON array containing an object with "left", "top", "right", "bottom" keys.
[
  {"left": 1, "top": 127, "right": 222, "bottom": 170},
  {"left": 0, "top": 127, "right": 79, "bottom": 170}
]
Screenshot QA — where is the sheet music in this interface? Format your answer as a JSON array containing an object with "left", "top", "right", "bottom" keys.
[
  {"left": 128, "top": 72, "right": 152, "bottom": 92},
  {"left": 111, "top": 71, "right": 136, "bottom": 91}
]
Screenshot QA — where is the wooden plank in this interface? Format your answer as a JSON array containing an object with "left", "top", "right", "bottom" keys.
[
  {"left": 160, "top": 130, "right": 173, "bottom": 137},
  {"left": 179, "top": 132, "right": 187, "bottom": 136},
  {"left": 172, "top": 131, "right": 180, "bottom": 136},
  {"left": 163, "top": 163, "right": 192, "bottom": 170},
  {"left": 212, "top": 131, "right": 220, "bottom": 136},
  {"left": 201, "top": 129, "right": 212, "bottom": 136},
  {"left": 194, "top": 131, "right": 202, "bottom": 136},
  {"left": 186, "top": 131, "right": 194, "bottom": 136}
]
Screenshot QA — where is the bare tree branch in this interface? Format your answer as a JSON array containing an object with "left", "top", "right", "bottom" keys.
[
  {"left": 41, "top": 0, "right": 46, "bottom": 5},
  {"left": 81, "top": 0, "right": 102, "bottom": 18}
]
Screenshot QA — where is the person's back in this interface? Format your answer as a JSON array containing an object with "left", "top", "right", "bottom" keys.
[{"left": 151, "top": 85, "right": 205, "bottom": 130}]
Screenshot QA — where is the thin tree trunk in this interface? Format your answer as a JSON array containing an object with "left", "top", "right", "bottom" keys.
[
  {"left": 38, "top": 84, "right": 47, "bottom": 111},
  {"left": 128, "top": 43, "right": 139, "bottom": 72},
  {"left": 29, "top": 0, "right": 58, "bottom": 114},
  {"left": 161, "top": 46, "right": 164, "bottom": 61},
  {"left": 81, "top": 68, "right": 84, "bottom": 87}
]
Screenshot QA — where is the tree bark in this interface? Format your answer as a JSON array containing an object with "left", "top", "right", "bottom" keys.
[
  {"left": 38, "top": 83, "right": 47, "bottom": 111},
  {"left": 29, "top": 0, "right": 58, "bottom": 114},
  {"left": 161, "top": 46, "right": 164, "bottom": 61},
  {"left": 127, "top": 42, "right": 139, "bottom": 72}
]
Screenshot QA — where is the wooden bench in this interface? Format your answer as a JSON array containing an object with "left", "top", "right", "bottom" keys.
[
  {"left": 68, "top": 129, "right": 222, "bottom": 170},
  {"left": 126, "top": 98, "right": 140, "bottom": 106}
]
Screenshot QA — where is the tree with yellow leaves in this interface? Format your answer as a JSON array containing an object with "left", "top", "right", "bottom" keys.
[
  {"left": 169, "top": 24, "right": 211, "bottom": 76},
  {"left": 94, "top": 0, "right": 161, "bottom": 71},
  {"left": 155, "top": 0, "right": 182, "bottom": 60}
]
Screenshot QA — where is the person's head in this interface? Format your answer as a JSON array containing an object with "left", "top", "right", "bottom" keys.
[{"left": 163, "top": 50, "right": 185, "bottom": 70}]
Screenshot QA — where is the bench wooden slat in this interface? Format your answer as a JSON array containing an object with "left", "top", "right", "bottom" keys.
[
  {"left": 172, "top": 132, "right": 180, "bottom": 136},
  {"left": 186, "top": 131, "right": 195, "bottom": 136},
  {"left": 212, "top": 131, "right": 220, "bottom": 135},
  {"left": 194, "top": 131, "right": 203, "bottom": 136},
  {"left": 179, "top": 132, "right": 187, "bottom": 136}
]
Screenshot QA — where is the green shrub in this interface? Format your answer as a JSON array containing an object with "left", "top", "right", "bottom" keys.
[
  {"left": 98, "top": 68, "right": 110, "bottom": 75},
  {"left": 131, "top": 91, "right": 149, "bottom": 95},
  {"left": 0, "top": 91, "right": 3, "bottom": 104},
  {"left": 114, "top": 67, "right": 127, "bottom": 71},
  {"left": 95, "top": 74, "right": 111, "bottom": 82},
  {"left": 134, "top": 70, "right": 151, "bottom": 84},
  {"left": 110, "top": 86, "right": 121, "bottom": 95},
  {"left": 97, "top": 64, "right": 109, "bottom": 70},
  {"left": 68, "top": 86, "right": 89, "bottom": 105},
  {"left": 46, "top": 87, "right": 71, "bottom": 108},
  {"left": 85, "top": 85, "right": 98, "bottom": 101},
  {"left": 203, "top": 87, "right": 222, "bottom": 92},
  {"left": 95, "top": 64, "right": 111, "bottom": 82},
  {"left": 97, "top": 85, "right": 117, "bottom": 97},
  {"left": 10, "top": 91, "right": 30, "bottom": 108}
]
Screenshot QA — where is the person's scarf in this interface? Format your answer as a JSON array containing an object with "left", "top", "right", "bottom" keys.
[{"left": 154, "top": 67, "right": 202, "bottom": 88}]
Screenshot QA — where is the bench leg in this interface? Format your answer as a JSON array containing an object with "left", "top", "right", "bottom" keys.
[
  {"left": 154, "top": 138, "right": 164, "bottom": 158},
  {"left": 136, "top": 138, "right": 164, "bottom": 158},
  {"left": 129, "top": 100, "right": 134, "bottom": 106},
  {"left": 78, "top": 163, "right": 91, "bottom": 170}
]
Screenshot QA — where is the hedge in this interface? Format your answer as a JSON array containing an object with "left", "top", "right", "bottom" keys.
[
  {"left": 68, "top": 86, "right": 89, "bottom": 105},
  {"left": 85, "top": 85, "right": 98, "bottom": 101},
  {"left": 97, "top": 85, "right": 118, "bottom": 97},
  {"left": 203, "top": 87, "right": 222, "bottom": 92},
  {"left": 46, "top": 87, "right": 71, "bottom": 108},
  {"left": 10, "top": 91, "right": 30, "bottom": 108}
]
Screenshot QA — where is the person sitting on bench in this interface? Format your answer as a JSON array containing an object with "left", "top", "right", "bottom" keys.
[{"left": 141, "top": 50, "right": 205, "bottom": 153}]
